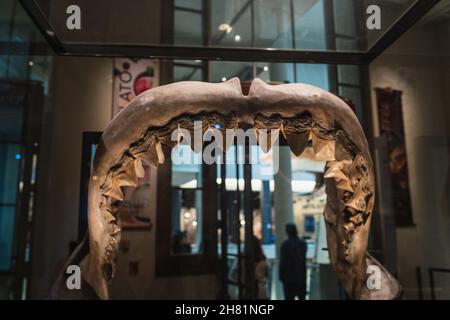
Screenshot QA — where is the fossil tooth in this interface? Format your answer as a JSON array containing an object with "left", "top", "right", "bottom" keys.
[
  {"left": 106, "top": 212, "right": 116, "bottom": 223},
  {"left": 136, "top": 140, "right": 159, "bottom": 167},
  {"left": 256, "top": 128, "right": 279, "bottom": 153},
  {"left": 110, "top": 224, "right": 121, "bottom": 236},
  {"left": 336, "top": 179, "right": 354, "bottom": 193},
  {"left": 115, "top": 167, "right": 138, "bottom": 188},
  {"left": 309, "top": 131, "right": 335, "bottom": 161},
  {"left": 346, "top": 195, "right": 367, "bottom": 212},
  {"left": 324, "top": 162, "right": 349, "bottom": 181},
  {"left": 349, "top": 214, "right": 363, "bottom": 225},
  {"left": 282, "top": 127, "right": 308, "bottom": 157},
  {"left": 344, "top": 222, "right": 355, "bottom": 233},
  {"left": 134, "top": 158, "right": 145, "bottom": 178},
  {"left": 104, "top": 183, "right": 124, "bottom": 201},
  {"left": 155, "top": 141, "right": 165, "bottom": 164}
]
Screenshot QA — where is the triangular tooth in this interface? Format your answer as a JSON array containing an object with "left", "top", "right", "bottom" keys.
[
  {"left": 349, "top": 154, "right": 365, "bottom": 178},
  {"left": 349, "top": 214, "right": 363, "bottom": 225},
  {"left": 134, "top": 158, "right": 145, "bottom": 178},
  {"left": 105, "top": 211, "right": 116, "bottom": 223},
  {"left": 104, "top": 183, "right": 124, "bottom": 201},
  {"left": 137, "top": 143, "right": 159, "bottom": 167},
  {"left": 309, "top": 132, "right": 335, "bottom": 161},
  {"left": 282, "top": 127, "right": 308, "bottom": 157},
  {"left": 115, "top": 168, "right": 138, "bottom": 187},
  {"left": 324, "top": 162, "right": 348, "bottom": 181},
  {"left": 257, "top": 128, "right": 279, "bottom": 153},
  {"left": 346, "top": 183, "right": 367, "bottom": 211},
  {"left": 156, "top": 141, "right": 165, "bottom": 164},
  {"left": 344, "top": 222, "right": 355, "bottom": 233},
  {"left": 110, "top": 224, "right": 121, "bottom": 236},
  {"left": 336, "top": 179, "right": 354, "bottom": 193}
]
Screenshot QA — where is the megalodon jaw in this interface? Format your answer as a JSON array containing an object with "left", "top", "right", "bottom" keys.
[{"left": 68, "top": 78, "right": 400, "bottom": 300}]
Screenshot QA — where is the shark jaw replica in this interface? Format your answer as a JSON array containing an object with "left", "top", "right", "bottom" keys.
[{"left": 58, "top": 78, "right": 401, "bottom": 300}]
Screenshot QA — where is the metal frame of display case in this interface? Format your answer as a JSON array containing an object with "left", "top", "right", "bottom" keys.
[{"left": 14, "top": 0, "right": 441, "bottom": 64}]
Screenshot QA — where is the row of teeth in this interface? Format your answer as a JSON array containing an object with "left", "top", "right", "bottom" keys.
[
  {"left": 95, "top": 113, "right": 362, "bottom": 278},
  {"left": 323, "top": 154, "right": 373, "bottom": 261}
]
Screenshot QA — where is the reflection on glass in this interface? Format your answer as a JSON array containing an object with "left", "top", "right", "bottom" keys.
[
  {"left": 255, "top": 62, "right": 295, "bottom": 83},
  {"left": 297, "top": 63, "right": 329, "bottom": 90},
  {"left": 210, "top": 61, "right": 253, "bottom": 82},
  {"left": 211, "top": 0, "right": 252, "bottom": 47},
  {"left": 171, "top": 145, "right": 203, "bottom": 255},
  {"left": 254, "top": 0, "right": 293, "bottom": 49},
  {"left": 294, "top": 0, "right": 326, "bottom": 50},
  {"left": 176, "top": 0, "right": 202, "bottom": 11},
  {"left": 175, "top": 9, "right": 202, "bottom": 45}
]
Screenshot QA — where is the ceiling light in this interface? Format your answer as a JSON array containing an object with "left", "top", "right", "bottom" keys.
[
  {"left": 218, "top": 23, "right": 232, "bottom": 34},
  {"left": 221, "top": 77, "right": 227, "bottom": 82},
  {"left": 263, "top": 65, "right": 269, "bottom": 71},
  {"left": 234, "top": 35, "right": 241, "bottom": 42},
  {"left": 28, "top": 61, "right": 34, "bottom": 67}
]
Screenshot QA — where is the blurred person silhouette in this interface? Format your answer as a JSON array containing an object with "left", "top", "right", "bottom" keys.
[
  {"left": 253, "top": 235, "right": 269, "bottom": 299},
  {"left": 229, "top": 235, "right": 269, "bottom": 299},
  {"left": 279, "top": 223, "right": 307, "bottom": 300},
  {"left": 172, "top": 230, "right": 191, "bottom": 254}
]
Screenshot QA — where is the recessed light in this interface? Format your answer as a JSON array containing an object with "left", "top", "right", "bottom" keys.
[{"left": 218, "top": 23, "right": 232, "bottom": 34}]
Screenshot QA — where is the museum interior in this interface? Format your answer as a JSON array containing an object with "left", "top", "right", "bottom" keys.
[{"left": 0, "top": 0, "right": 449, "bottom": 300}]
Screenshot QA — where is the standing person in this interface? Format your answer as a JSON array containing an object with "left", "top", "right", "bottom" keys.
[
  {"left": 229, "top": 235, "right": 269, "bottom": 299},
  {"left": 253, "top": 235, "right": 269, "bottom": 300},
  {"left": 279, "top": 223, "right": 307, "bottom": 300}
]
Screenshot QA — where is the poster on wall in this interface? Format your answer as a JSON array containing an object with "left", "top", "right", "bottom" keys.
[
  {"left": 375, "top": 88, "right": 413, "bottom": 226},
  {"left": 112, "top": 58, "right": 159, "bottom": 118}
]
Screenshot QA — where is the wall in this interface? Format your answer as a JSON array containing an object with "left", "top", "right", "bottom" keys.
[
  {"left": 370, "top": 19, "right": 450, "bottom": 299},
  {"left": 31, "top": 56, "right": 216, "bottom": 299},
  {"left": 31, "top": 57, "right": 113, "bottom": 298}
]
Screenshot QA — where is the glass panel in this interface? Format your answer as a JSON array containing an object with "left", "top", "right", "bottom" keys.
[
  {"left": 211, "top": 0, "right": 252, "bottom": 47},
  {"left": 171, "top": 145, "right": 203, "bottom": 255},
  {"left": 297, "top": 63, "right": 329, "bottom": 90},
  {"left": 0, "top": 82, "right": 25, "bottom": 141},
  {"left": 294, "top": 0, "right": 326, "bottom": 50},
  {"left": 0, "top": 144, "right": 21, "bottom": 204},
  {"left": 338, "top": 65, "right": 360, "bottom": 86},
  {"left": 175, "top": 0, "right": 202, "bottom": 11},
  {"left": 210, "top": 61, "right": 253, "bottom": 83},
  {"left": 31, "top": 0, "right": 417, "bottom": 52},
  {"left": 255, "top": 62, "right": 295, "bottom": 83},
  {"left": 174, "top": 65, "right": 202, "bottom": 82},
  {"left": 0, "top": 0, "right": 15, "bottom": 41},
  {"left": 254, "top": 0, "right": 293, "bottom": 49},
  {"left": 339, "top": 85, "right": 363, "bottom": 120},
  {"left": 175, "top": 10, "right": 202, "bottom": 45},
  {"left": 333, "top": 0, "right": 357, "bottom": 37},
  {"left": 0, "top": 207, "right": 15, "bottom": 271}
]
